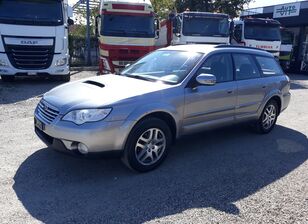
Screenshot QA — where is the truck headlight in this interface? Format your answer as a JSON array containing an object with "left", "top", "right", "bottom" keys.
[
  {"left": 0, "top": 59, "right": 8, "bottom": 67},
  {"left": 62, "top": 108, "right": 112, "bottom": 125},
  {"left": 56, "top": 57, "right": 67, "bottom": 66}
]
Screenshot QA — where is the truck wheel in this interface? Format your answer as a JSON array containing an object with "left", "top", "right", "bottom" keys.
[
  {"left": 255, "top": 100, "right": 278, "bottom": 134},
  {"left": 54, "top": 75, "right": 70, "bottom": 82},
  {"left": 1, "top": 76, "right": 15, "bottom": 82},
  {"left": 122, "top": 118, "right": 172, "bottom": 172}
]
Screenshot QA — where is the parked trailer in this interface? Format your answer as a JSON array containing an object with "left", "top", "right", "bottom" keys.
[
  {"left": 96, "top": 0, "right": 172, "bottom": 74},
  {"left": 232, "top": 18, "right": 281, "bottom": 59},
  {"left": 171, "top": 12, "right": 230, "bottom": 45},
  {"left": 0, "top": 0, "right": 73, "bottom": 82}
]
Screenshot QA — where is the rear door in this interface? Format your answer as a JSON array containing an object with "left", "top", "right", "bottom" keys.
[{"left": 233, "top": 53, "right": 267, "bottom": 120}]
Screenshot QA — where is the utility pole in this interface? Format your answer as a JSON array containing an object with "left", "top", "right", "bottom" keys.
[{"left": 86, "top": 0, "right": 91, "bottom": 66}]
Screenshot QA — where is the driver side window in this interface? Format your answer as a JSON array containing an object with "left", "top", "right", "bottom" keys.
[{"left": 196, "top": 54, "right": 233, "bottom": 83}]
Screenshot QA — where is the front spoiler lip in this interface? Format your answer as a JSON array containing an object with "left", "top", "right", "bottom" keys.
[{"left": 34, "top": 127, "right": 123, "bottom": 158}]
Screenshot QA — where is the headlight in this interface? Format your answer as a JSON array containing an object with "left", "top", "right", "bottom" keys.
[
  {"left": 62, "top": 108, "right": 112, "bottom": 125},
  {"left": 0, "top": 59, "right": 8, "bottom": 67},
  {"left": 56, "top": 57, "right": 67, "bottom": 66}
]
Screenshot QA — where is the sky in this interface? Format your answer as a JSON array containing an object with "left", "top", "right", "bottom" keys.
[{"left": 68, "top": 0, "right": 305, "bottom": 8}]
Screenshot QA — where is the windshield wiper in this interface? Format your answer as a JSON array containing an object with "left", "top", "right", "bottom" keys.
[{"left": 125, "top": 74, "right": 157, "bottom": 82}]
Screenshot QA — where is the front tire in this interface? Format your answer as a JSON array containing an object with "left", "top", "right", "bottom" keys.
[
  {"left": 255, "top": 100, "right": 279, "bottom": 134},
  {"left": 122, "top": 118, "right": 172, "bottom": 172}
]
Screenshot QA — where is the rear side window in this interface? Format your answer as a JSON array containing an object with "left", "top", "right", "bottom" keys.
[
  {"left": 233, "top": 54, "right": 261, "bottom": 80},
  {"left": 255, "top": 56, "right": 283, "bottom": 76}
]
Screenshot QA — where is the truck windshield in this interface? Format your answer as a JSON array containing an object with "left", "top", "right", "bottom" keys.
[
  {"left": 0, "top": 0, "right": 63, "bottom": 26},
  {"left": 182, "top": 15, "right": 229, "bottom": 37},
  {"left": 101, "top": 15, "right": 155, "bottom": 38},
  {"left": 245, "top": 24, "right": 281, "bottom": 41},
  {"left": 281, "top": 31, "right": 294, "bottom": 45}
]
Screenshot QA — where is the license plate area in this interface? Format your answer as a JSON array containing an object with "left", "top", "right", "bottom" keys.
[{"left": 34, "top": 117, "right": 45, "bottom": 131}]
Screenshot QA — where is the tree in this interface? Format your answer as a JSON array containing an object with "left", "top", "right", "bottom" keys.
[
  {"left": 151, "top": 0, "right": 176, "bottom": 18},
  {"left": 175, "top": 0, "right": 253, "bottom": 17}
]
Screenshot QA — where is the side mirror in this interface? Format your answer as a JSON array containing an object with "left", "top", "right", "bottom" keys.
[
  {"left": 196, "top": 74, "right": 216, "bottom": 86},
  {"left": 95, "top": 15, "right": 100, "bottom": 37},
  {"left": 67, "top": 6, "right": 73, "bottom": 18},
  {"left": 154, "top": 18, "right": 160, "bottom": 39},
  {"left": 67, "top": 18, "right": 74, "bottom": 26}
]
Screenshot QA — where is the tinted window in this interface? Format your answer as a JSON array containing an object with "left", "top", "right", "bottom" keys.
[
  {"left": 182, "top": 15, "right": 229, "bottom": 37},
  {"left": 233, "top": 54, "right": 260, "bottom": 80},
  {"left": 255, "top": 56, "right": 283, "bottom": 76},
  {"left": 244, "top": 24, "right": 281, "bottom": 41},
  {"left": 0, "top": 0, "right": 63, "bottom": 26},
  {"left": 197, "top": 54, "right": 233, "bottom": 83},
  {"left": 101, "top": 15, "right": 155, "bottom": 38}
]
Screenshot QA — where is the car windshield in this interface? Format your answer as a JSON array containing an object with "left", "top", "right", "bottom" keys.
[
  {"left": 0, "top": 0, "right": 63, "bottom": 26},
  {"left": 245, "top": 24, "right": 281, "bottom": 41},
  {"left": 101, "top": 15, "right": 155, "bottom": 38},
  {"left": 121, "top": 50, "right": 202, "bottom": 84},
  {"left": 182, "top": 15, "right": 229, "bottom": 37},
  {"left": 281, "top": 31, "right": 294, "bottom": 45}
]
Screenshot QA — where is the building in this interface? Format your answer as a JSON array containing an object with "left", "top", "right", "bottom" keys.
[{"left": 242, "top": 1, "right": 308, "bottom": 73}]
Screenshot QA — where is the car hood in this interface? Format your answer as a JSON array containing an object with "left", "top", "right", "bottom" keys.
[{"left": 43, "top": 75, "right": 172, "bottom": 113}]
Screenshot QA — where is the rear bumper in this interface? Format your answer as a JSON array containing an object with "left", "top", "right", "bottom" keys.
[{"left": 281, "top": 92, "right": 291, "bottom": 112}]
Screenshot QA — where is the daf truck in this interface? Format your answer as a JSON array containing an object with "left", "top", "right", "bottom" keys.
[
  {"left": 0, "top": 0, "right": 73, "bottom": 82},
  {"left": 233, "top": 18, "right": 281, "bottom": 59},
  {"left": 171, "top": 12, "right": 230, "bottom": 45}
]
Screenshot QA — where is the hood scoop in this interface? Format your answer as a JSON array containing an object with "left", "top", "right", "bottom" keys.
[{"left": 83, "top": 80, "right": 105, "bottom": 88}]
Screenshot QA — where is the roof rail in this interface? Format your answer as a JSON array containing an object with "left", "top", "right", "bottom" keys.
[{"left": 215, "top": 45, "right": 267, "bottom": 52}]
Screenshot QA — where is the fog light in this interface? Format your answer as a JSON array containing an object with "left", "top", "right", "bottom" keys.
[
  {"left": 56, "top": 58, "right": 67, "bottom": 66},
  {"left": 78, "top": 143, "right": 89, "bottom": 154},
  {"left": 0, "top": 59, "right": 8, "bottom": 67}
]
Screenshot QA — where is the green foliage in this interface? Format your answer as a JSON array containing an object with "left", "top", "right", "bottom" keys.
[{"left": 151, "top": 0, "right": 176, "bottom": 18}]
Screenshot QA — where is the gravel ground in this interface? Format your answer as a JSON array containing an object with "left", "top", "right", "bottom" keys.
[{"left": 0, "top": 72, "right": 307, "bottom": 224}]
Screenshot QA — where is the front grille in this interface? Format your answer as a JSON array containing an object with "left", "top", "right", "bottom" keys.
[
  {"left": 6, "top": 45, "right": 54, "bottom": 70},
  {"left": 36, "top": 100, "right": 59, "bottom": 124}
]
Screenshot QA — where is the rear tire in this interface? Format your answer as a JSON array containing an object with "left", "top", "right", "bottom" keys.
[
  {"left": 255, "top": 100, "right": 279, "bottom": 134},
  {"left": 122, "top": 117, "right": 172, "bottom": 172},
  {"left": 1, "top": 75, "right": 15, "bottom": 82}
]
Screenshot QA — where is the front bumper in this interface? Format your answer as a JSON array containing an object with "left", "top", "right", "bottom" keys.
[
  {"left": 0, "top": 52, "right": 69, "bottom": 76},
  {"left": 34, "top": 114, "right": 128, "bottom": 154}
]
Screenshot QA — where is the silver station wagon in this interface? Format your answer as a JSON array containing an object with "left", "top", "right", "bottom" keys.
[{"left": 34, "top": 45, "right": 291, "bottom": 172}]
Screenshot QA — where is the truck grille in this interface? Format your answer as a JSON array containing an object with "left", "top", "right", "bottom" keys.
[
  {"left": 6, "top": 45, "right": 54, "bottom": 70},
  {"left": 36, "top": 100, "right": 59, "bottom": 124}
]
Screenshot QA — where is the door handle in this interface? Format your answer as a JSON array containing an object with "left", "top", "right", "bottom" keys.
[
  {"left": 262, "top": 85, "right": 267, "bottom": 89},
  {"left": 227, "top": 90, "right": 233, "bottom": 94}
]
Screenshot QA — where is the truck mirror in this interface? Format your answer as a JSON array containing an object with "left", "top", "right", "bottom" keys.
[
  {"left": 67, "top": 18, "right": 74, "bottom": 26},
  {"left": 67, "top": 6, "right": 73, "bottom": 18},
  {"left": 95, "top": 15, "right": 101, "bottom": 37}
]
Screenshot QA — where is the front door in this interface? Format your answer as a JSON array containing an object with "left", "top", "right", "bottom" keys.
[{"left": 183, "top": 53, "right": 237, "bottom": 134}]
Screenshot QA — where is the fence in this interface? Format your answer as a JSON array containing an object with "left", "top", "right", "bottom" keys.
[{"left": 69, "top": 36, "right": 99, "bottom": 67}]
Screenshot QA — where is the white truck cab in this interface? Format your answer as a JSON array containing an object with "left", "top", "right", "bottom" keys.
[
  {"left": 0, "top": 0, "right": 73, "bottom": 82},
  {"left": 171, "top": 12, "right": 230, "bottom": 45},
  {"left": 232, "top": 18, "right": 281, "bottom": 59}
]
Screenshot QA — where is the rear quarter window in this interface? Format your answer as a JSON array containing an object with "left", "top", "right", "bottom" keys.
[{"left": 255, "top": 56, "right": 284, "bottom": 76}]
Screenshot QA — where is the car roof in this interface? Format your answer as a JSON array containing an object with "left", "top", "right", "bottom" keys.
[{"left": 160, "top": 44, "right": 274, "bottom": 58}]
